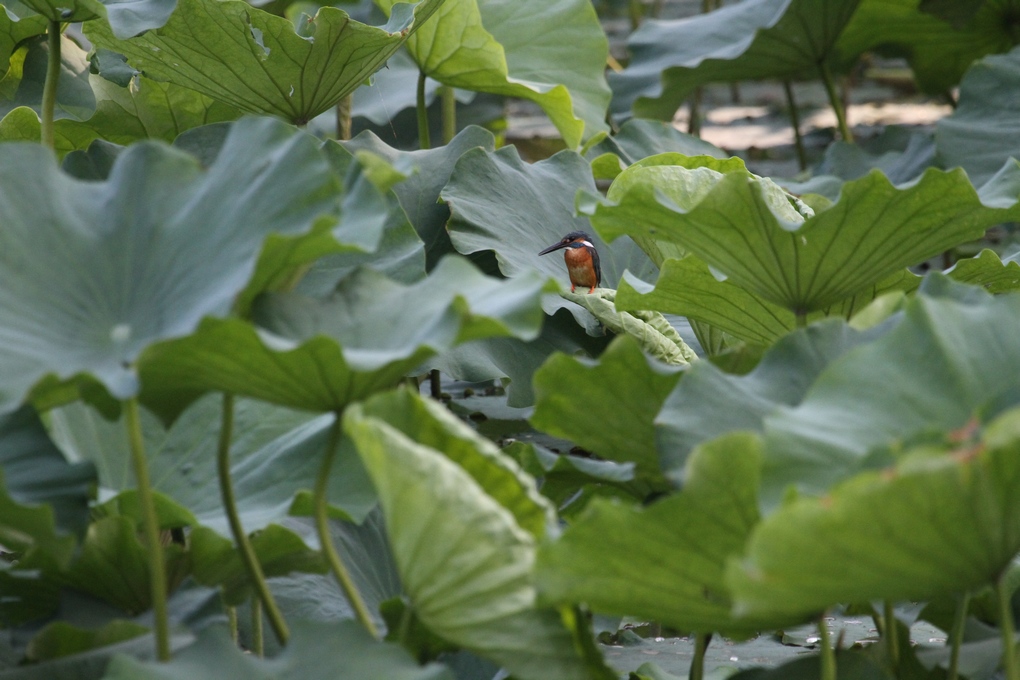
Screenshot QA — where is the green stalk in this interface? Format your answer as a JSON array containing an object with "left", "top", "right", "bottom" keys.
[
  {"left": 783, "top": 80, "right": 807, "bottom": 172},
  {"left": 795, "top": 310, "right": 808, "bottom": 328},
  {"left": 336, "top": 94, "right": 352, "bottom": 141},
  {"left": 251, "top": 597, "right": 264, "bottom": 657},
  {"left": 818, "top": 616, "right": 836, "bottom": 680},
  {"left": 440, "top": 85, "right": 456, "bottom": 144},
  {"left": 689, "top": 632, "right": 711, "bottom": 680},
  {"left": 315, "top": 415, "right": 379, "bottom": 638},
  {"left": 41, "top": 20, "right": 61, "bottom": 151},
  {"left": 948, "top": 592, "right": 970, "bottom": 680},
  {"left": 416, "top": 69, "right": 431, "bottom": 150},
  {"left": 819, "top": 60, "right": 852, "bottom": 143},
  {"left": 125, "top": 398, "right": 171, "bottom": 662},
  {"left": 227, "top": 604, "right": 238, "bottom": 644},
  {"left": 885, "top": 600, "right": 900, "bottom": 673},
  {"left": 429, "top": 369, "right": 442, "bottom": 399},
  {"left": 217, "top": 393, "right": 290, "bottom": 646},
  {"left": 999, "top": 574, "right": 1019, "bottom": 680}
]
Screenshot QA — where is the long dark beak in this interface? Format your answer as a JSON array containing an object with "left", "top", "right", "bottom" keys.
[{"left": 538, "top": 241, "right": 569, "bottom": 256}]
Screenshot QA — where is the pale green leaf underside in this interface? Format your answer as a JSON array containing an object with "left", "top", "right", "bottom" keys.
[{"left": 344, "top": 409, "right": 591, "bottom": 680}]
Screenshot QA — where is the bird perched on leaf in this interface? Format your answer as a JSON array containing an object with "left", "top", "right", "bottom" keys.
[{"left": 538, "top": 231, "right": 602, "bottom": 294}]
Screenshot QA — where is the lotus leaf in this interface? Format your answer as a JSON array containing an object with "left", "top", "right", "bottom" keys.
[
  {"left": 377, "top": 0, "right": 609, "bottom": 147},
  {"left": 610, "top": 0, "right": 861, "bottom": 119},
  {"left": 344, "top": 407, "right": 598, "bottom": 680},
  {"left": 85, "top": 0, "right": 446, "bottom": 125},
  {"left": 536, "top": 434, "right": 770, "bottom": 633},
  {"left": 0, "top": 117, "right": 337, "bottom": 414},
  {"left": 532, "top": 335, "right": 683, "bottom": 487}
]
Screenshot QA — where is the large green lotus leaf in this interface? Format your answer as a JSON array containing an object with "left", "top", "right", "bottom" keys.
[
  {"left": 531, "top": 335, "right": 683, "bottom": 487},
  {"left": 237, "top": 146, "right": 408, "bottom": 315},
  {"left": 66, "top": 73, "right": 240, "bottom": 147},
  {"left": 138, "top": 258, "right": 549, "bottom": 421},
  {"left": 947, "top": 248, "right": 1020, "bottom": 293},
  {"left": 378, "top": 0, "right": 609, "bottom": 147},
  {"left": 836, "top": 0, "right": 1020, "bottom": 95},
  {"left": 760, "top": 279, "right": 1020, "bottom": 505},
  {"left": 103, "top": 620, "right": 452, "bottom": 680},
  {"left": 343, "top": 408, "right": 595, "bottom": 680},
  {"left": 558, "top": 289, "right": 697, "bottom": 365},
  {"left": 0, "top": 33, "right": 96, "bottom": 122},
  {"left": 0, "top": 406, "right": 95, "bottom": 543},
  {"left": 536, "top": 433, "right": 771, "bottom": 634},
  {"left": 609, "top": 0, "right": 861, "bottom": 120},
  {"left": 85, "top": 0, "right": 446, "bottom": 125},
  {"left": 48, "top": 395, "right": 375, "bottom": 537},
  {"left": 937, "top": 47, "right": 1020, "bottom": 187},
  {"left": 26, "top": 620, "right": 149, "bottom": 662},
  {"left": 0, "top": 8, "right": 45, "bottom": 73},
  {"left": 58, "top": 515, "right": 188, "bottom": 614},
  {"left": 0, "top": 117, "right": 337, "bottom": 415},
  {"left": 655, "top": 320, "right": 876, "bottom": 482},
  {"left": 341, "top": 126, "right": 497, "bottom": 269},
  {"left": 583, "top": 118, "right": 726, "bottom": 181},
  {"left": 579, "top": 153, "right": 760, "bottom": 268},
  {"left": 586, "top": 158, "right": 1018, "bottom": 313},
  {"left": 614, "top": 257, "right": 920, "bottom": 346},
  {"left": 729, "top": 413, "right": 1020, "bottom": 621},
  {"left": 355, "top": 389, "right": 555, "bottom": 539},
  {"left": 442, "top": 145, "right": 656, "bottom": 331}
]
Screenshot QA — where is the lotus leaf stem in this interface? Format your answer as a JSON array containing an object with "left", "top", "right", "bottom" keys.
[
  {"left": 999, "top": 574, "right": 1019, "bottom": 680},
  {"left": 417, "top": 69, "right": 431, "bottom": 150},
  {"left": 336, "top": 94, "right": 352, "bottom": 141},
  {"left": 440, "top": 85, "right": 456, "bottom": 144},
  {"left": 251, "top": 596, "right": 264, "bottom": 657},
  {"left": 884, "top": 600, "right": 900, "bottom": 673},
  {"left": 41, "top": 20, "right": 61, "bottom": 151},
  {"left": 819, "top": 60, "right": 853, "bottom": 143},
  {"left": 795, "top": 310, "right": 808, "bottom": 329},
  {"left": 948, "top": 592, "right": 970, "bottom": 680},
  {"left": 818, "top": 616, "right": 835, "bottom": 680},
  {"left": 429, "top": 369, "right": 442, "bottom": 399},
  {"left": 315, "top": 414, "right": 380, "bottom": 638},
  {"left": 125, "top": 398, "right": 171, "bottom": 662},
  {"left": 783, "top": 81, "right": 807, "bottom": 172},
  {"left": 217, "top": 393, "right": 290, "bottom": 646},
  {"left": 689, "top": 632, "right": 711, "bottom": 680},
  {"left": 227, "top": 603, "right": 238, "bottom": 644}
]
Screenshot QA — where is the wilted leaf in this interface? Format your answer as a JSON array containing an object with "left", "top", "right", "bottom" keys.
[
  {"left": 559, "top": 289, "right": 697, "bottom": 365},
  {"left": 0, "top": 117, "right": 337, "bottom": 414},
  {"left": 86, "top": 0, "right": 446, "bottom": 124}
]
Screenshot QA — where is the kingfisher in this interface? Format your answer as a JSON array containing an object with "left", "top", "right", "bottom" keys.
[{"left": 539, "top": 231, "right": 602, "bottom": 294}]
